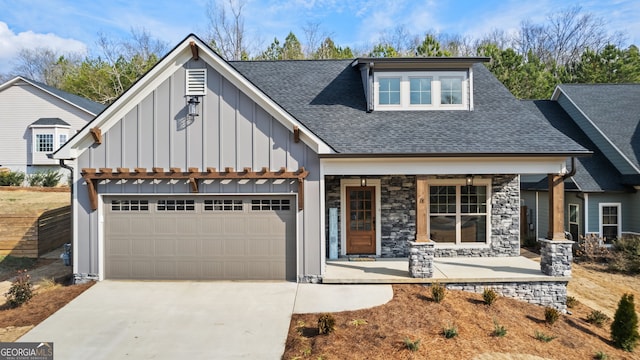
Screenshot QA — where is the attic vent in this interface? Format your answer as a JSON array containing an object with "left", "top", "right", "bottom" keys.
[{"left": 186, "top": 69, "right": 207, "bottom": 96}]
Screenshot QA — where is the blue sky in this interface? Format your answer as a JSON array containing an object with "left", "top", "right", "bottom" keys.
[{"left": 0, "top": 0, "right": 639, "bottom": 73}]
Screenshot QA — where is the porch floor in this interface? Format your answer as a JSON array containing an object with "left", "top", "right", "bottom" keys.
[{"left": 323, "top": 256, "right": 567, "bottom": 284}]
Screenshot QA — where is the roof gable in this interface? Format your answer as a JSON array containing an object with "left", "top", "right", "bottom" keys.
[
  {"left": 0, "top": 76, "right": 105, "bottom": 115},
  {"left": 553, "top": 84, "right": 640, "bottom": 175},
  {"left": 54, "top": 34, "right": 332, "bottom": 160}
]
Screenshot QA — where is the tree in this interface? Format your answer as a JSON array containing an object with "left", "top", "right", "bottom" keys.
[
  {"left": 281, "top": 32, "right": 303, "bottom": 60},
  {"left": 313, "top": 37, "right": 353, "bottom": 59},
  {"left": 256, "top": 37, "right": 282, "bottom": 60},
  {"left": 570, "top": 45, "right": 640, "bottom": 83},
  {"left": 205, "top": 0, "right": 247, "bottom": 60},
  {"left": 8, "top": 47, "right": 81, "bottom": 87},
  {"left": 415, "top": 34, "right": 451, "bottom": 57},
  {"left": 611, "top": 293, "right": 639, "bottom": 352},
  {"left": 378, "top": 25, "right": 413, "bottom": 56},
  {"left": 368, "top": 44, "right": 399, "bottom": 58}
]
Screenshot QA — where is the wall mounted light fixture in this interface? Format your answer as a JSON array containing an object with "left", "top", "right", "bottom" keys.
[
  {"left": 187, "top": 96, "right": 201, "bottom": 117},
  {"left": 361, "top": 177, "right": 367, "bottom": 187},
  {"left": 466, "top": 174, "right": 474, "bottom": 186}
]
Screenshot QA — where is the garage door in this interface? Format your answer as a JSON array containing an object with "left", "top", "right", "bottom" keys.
[{"left": 104, "top": 196, "right": 296, "bottom": 280}]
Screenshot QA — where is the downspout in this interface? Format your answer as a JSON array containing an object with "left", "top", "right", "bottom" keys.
[
  {"left": 562, "top": 157, "right": 576, "bottom": 180},
  {"left": 58, "top": 159, "right": 74, "bottom": 271}
]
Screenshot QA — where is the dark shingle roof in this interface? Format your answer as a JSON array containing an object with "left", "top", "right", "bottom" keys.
[
  {"left": 520, "top": 100, "right": 625, "bottom": 192},
  {"left": 557, "top": 84, "right": 640, "bottom": 170},
  {"left": 231, "top": 60, "right": 588, "bottom": 155},
  {"left": 28, "top": 79, "right": 106, "bottom": 115},
  {"left": 30, "top": 117, "right": 71, "bottom": 127}
]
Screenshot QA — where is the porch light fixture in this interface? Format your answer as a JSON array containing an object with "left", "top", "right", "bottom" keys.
[
  {"left": 466, "top": 175, "right": 474, "bottom": 186},
  {"left": 360, "top": 177, "right": 367, "bottom": 187},
  {"left": 187, "top": 96, "right": 200, "bottom": 117}
]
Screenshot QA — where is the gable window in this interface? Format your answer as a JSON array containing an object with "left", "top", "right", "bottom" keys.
[
  {"left": 427, "top": 179, "right": 490, "bottom": 244},
  {"left": 378, "top": 78, "right": 400, "bottom": 105},
  {"left": 36, "top": 134, "right": 54, "bottom": 152},
  {"left": 441, "top": 77, "right": 463, "bottom": 105},
  {"left": 374, "top": 71, "right": 469, "bottom": 110},
  {"left": 410, "top": 78, "right": 432, "bottom": 105},
  {"left": 600, "top": 203, "right": 621, "bottom": 241}
]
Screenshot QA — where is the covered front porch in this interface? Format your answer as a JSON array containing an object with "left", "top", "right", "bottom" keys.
[{"left": 323, "top": 254, "right": 563, "bottom": 284}]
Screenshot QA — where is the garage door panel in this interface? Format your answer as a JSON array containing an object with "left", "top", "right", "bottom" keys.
[{"left": 105, "top": 196, "right": 295, "bottom": 280}]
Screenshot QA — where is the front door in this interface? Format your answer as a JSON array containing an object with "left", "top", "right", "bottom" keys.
[{"left": 346, "top": 186, "right": 376, "bottom": 254}]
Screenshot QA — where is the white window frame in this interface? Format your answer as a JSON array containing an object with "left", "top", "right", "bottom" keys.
[
  {"left": 373, "top": 70, "right": 469, "bottom": 111},
  {"left": 599, "top": 203, "right": 621, "bottom": 241},
  {"left": 35, "top": 133, "right": 54, "bottom": 153},
  {"left": 31, "top": 126, "right": 70, "bottom": 153},
  {"left": 426, "top": 178, "right": 492, "bottom": 246}
]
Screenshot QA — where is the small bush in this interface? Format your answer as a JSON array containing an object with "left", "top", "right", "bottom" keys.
[
  {"left": 544, "top": 307, "right": 560, "bottom": 325},
  {"left": 594, "top": 351, "right": 608, "bottom": 360},
  {"left": 566, "top": 296, "right": 578, "bottom": 309},
  {"left": 350, "top": 319, "right": 367, "bottom": 327},
  {"left": 0, "top": 171, "right": 25, "bottom": 186},
  {"left": 609, "top": 237, "right": 640, "bottom": 274},
  {"left": 534, "top": 331, "right": 556, "bottom": 342},
  {"left": 5, "top": 270, "right": 33, "bottom": 308},
  {"left": 575, "top": 234, "right": 611, "bottom": 262},
  {"left": 442, "top": 323, "right": 458, "bottom": 339},
  {"left": 483, "top": 288, "right": 498, "bottom": 305},
  {"left": 27, "top": 172, "right": 45, "bottom": 186},
  {"left": 611, "top": 293, "right": 639, "bottom": 352},
  {"left": 493, "top": 320, "right": 507, "bottom": 337},
  {"left": 431, "top": 282, "right": 446, "bottom": 303},
  {"left": 586, "top": 310, "right": 610, "bottom": 328},
  {"left": 318, "top": 313, "right": 335, "bottom": 335},
  {"left": 403, "top": 337, "right": 420, "bottom": 352}
]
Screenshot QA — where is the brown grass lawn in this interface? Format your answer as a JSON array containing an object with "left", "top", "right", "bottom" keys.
[
  {"left": 284, "top": 284, "right": 640, "bottom": 360},
  {"left": 0, "top": 187, "right": 69, "bottom": 215}
]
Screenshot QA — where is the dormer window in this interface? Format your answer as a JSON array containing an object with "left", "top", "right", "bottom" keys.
[{"left": 373, "top": 71, "right": 469, "bottom": 111}]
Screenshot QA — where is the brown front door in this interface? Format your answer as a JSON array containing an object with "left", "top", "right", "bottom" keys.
[{"left": 346, "top": 186, "right": 376, "bottom": 254}]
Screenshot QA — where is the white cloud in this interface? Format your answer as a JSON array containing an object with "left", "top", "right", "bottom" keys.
[{"left": 0, "top": 21, "right": 87, "bottom": 73}]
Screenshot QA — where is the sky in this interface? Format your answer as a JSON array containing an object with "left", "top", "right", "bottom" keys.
[{"left": 0, "top": 0, "right": 639, "bottom": 73}]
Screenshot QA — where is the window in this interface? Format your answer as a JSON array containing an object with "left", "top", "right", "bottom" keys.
[
  {"left": 374, "top": 71, "right": 468, "bottom": 110},
  {"left": 600, "top": 203, "right": 621, "bottom": 241},
  {"left": 251, "top": 199, "right": 291, "bottom": 211},
  {"left": 157, "top": 199, "right": 195, "bottom": 211},
  {"left": 410, "top": 78, "right": 432, "bottom": 105},
  {"left": 204, "top": 199, "right": 243, "bottom": 211},
  {"left": 59, "top": 134, "right": 68, "bottom": 148},
  {"left": 568, "top": 204, "right": 579, "bottom": 241},
  {"left": 36, "top": 134, "right": 54, "bottom": 152},
  {"left": 440, "top": 77, "right": 463, "bottom": 104},
  {"left": 378, "top": 78, "right": 400, "bottom": 105},
  {"left": 111, "top": 200, "right": 149, "bottom": 211},
  {"left": 427, "top": 180, "right": 490, "bottom": 244}
]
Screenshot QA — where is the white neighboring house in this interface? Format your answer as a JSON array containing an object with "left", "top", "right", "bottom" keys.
[{"left": 0, "top": 76, "right": 105, "bottom": 182}]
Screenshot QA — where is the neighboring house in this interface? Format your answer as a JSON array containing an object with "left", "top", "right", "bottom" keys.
[
  {"left": 0, "top": 76, "right": 105, "bottom": 179},
  {"left": 521, "top": 84, "right": 640, "bottom": 243},
  {"left": 53, "top": 35, "right": 587, "bottom": 282}
]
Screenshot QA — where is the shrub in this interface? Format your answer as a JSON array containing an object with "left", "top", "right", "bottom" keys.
[
  {"left": 493, "top": 320, "right": 507, "bottom": 337},
  {"left": 318, "top": 313, "right": 335, "bottom": 335},
  {"left": 594, "top": 351, "right": 608, "bottom": 360},
  {"left": 483, "top": 288, "right": 498, "bottom": 305},
  {"left": 41, "top": 170, "right": 62, "bottom": 187},
  {"left": 609, "top": 237, "right": 640, "bottom": 274},
  {"left": 403, "top": 337, "right": 420, "bottom": 352},
  {"left": 27, "top": 172, "right": 45, "bottom": 186},
  {"left": 575, "top": 234, "right": 611, "bottom": 262},
  {"left": 5, "top": 270, "right": 33, "bottom": 308},
  {"left": 442, "top": 323, "right": 458, "bottom": 339},
  {"left": 0, "top": 171, "right": 25, "bottom": 186},
  {"left": 544, "top": 307, "right": 560, "bottom": 325},
  {"left": 586, "top": 310, "right": 610, "bottom": 328},
  {"left": 611, "top": 293, "right": 639, "bottom": 351},
  {"left": 431, "top": 282, "right": 446, "bottom": 303},
  {"left": 349, "top": 319, "right": 367, "bottom": 327},
  {"left": 566, "top": 296, "right": 578, "bottom": 309},
  {"left": 534, "top": 331, "right": 556, "bottom": 342}
]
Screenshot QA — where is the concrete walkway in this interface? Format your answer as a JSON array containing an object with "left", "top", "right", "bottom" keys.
[{"left": 19, "top": 281, "right": 392, "bottom": 359}]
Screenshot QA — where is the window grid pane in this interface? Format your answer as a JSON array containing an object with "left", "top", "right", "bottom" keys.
[
  {"left": 111, "top": 199, "right": 149, "bottom": 211},
  {"left": 379, "top": 78, "right": 400, "bottom": 105},
  {"left": 441, "top": 78, "right": 463, "bottom": 104},
  {"left": 157, "top": 199, "right": 195, "bottom": 211},
  {"left": 410, "top": 78, "right": 432, "bottom": 104},
  {"left": 429, "top": 183, "right": 488, "bottom": 244},
  {"left": 36, "top": 134, "right": 54, "bottom": 152}
]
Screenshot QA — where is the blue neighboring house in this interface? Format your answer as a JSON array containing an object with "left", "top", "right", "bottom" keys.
[{"left": 521, "top": 84, "right": 640, "bottom": 243}]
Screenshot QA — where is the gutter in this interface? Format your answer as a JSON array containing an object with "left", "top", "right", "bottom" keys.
[
  {"left": 319, "top": 152, "right": 592, "bottom": 159},
  {"left": 562, "top": 157, "right": 577, "bottom": 180}
]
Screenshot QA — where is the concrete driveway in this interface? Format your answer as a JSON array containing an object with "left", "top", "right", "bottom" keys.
[{"left": 19, "top": 281, "right": 298, "bottom": 359}]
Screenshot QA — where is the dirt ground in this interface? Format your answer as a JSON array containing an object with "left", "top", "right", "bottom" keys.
[{"left": 0, "top": 187, "right": 69, "bottom": 215}]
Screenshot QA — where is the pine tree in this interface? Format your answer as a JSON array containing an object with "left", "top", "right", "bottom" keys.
[{"left": 611, "top": 293, "right": 639, "bottom": 352}]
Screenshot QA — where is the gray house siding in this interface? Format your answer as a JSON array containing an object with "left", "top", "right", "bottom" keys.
[
  {"left": 586, "top": 192, "right": 638, "bottom": 235},
  {"left": 557, "top": 94, "right": 638, "bottom": 175},
  {"left": 74, "top": 61, "right": 321, "bottom": 280}
]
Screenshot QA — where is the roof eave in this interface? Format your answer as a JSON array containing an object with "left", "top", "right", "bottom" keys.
[{"left": 319, "top": 151, "right": 592, "bottom": 159}]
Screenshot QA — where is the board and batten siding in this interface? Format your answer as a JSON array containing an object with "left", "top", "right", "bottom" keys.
[
  {"left": 557, "top": 94, "right": 638, "bottom": 175},
  {"left": 0, "top": 81, "right": 92, "bottom": 172},
  {"left": 75, "top": 60, "right": 321, "bottom": 280}
]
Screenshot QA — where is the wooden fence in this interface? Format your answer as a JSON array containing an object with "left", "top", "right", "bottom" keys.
[{"left": 0, "top": 206, "right": 71, "bottom": 257}]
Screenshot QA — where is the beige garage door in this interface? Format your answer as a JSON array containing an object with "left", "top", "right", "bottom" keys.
[{"left": 104, "top": 196, "right": 296, "bottom": 280}]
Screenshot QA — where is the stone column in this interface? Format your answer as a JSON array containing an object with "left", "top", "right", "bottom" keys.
[
  {"left": 408, "top": 240, "right": 435, "bottom": 278},
  {"left": 539, "top": 239, "right": 573, "bottom": 277}
]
